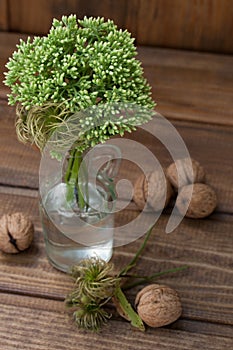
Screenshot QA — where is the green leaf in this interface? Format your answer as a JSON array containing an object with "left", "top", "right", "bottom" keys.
[{"left": 113, "top": 284, "right": 145, "bottom": 331}]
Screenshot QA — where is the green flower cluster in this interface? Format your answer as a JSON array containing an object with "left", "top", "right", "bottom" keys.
[
  {"left": 4, "top": 15, "right": 155, "bottom": 150},
  {"left": 5, "top": 15, "right": 154, "bottom": 111}
]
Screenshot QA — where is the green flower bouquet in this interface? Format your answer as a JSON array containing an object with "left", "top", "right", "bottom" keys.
[
  {"left": 4, "top": 14, "right": 156, "bottom": 267},
  {"left": 4, "top": 14, "right": 155, "bottom": 209},
  {"left": 4, "top": 15, "right": 186, "bottom": 332},
  {"left": 4, "top": 15, "right": 155, "bottom": 150}
]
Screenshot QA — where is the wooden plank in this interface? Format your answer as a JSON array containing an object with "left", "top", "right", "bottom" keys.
[
  {"left": 0, "top": 185, "right": 37, "bottom": 198},
  {"left": 170, "top": 319, "right": 233, "bottom": 338},
  {"left": 7, "top": 0, "right": 138, "bottom": 36},
  {"left": 137, "top": 47, "right": 233, "bottom": 126},
  {"left": 6, "top": 0, "right": 233, "bottom": 53},
  {"left": 8, "top": 0, "right": 52, "bottom": 34},
  {"left": 137, "top": 0, "right": 233, "bottom": 53},
  {"left": 0, "top": 293, "right": 233, "bottom": 350},
  {"left": 0, "top": 102, "right": 40, "bottom": 188},
  {"left": 0, "top": 0, "right": 8, "bottom": 31},
  {"left": 0, "top": 192, "right": 233, "bottom": 325}
]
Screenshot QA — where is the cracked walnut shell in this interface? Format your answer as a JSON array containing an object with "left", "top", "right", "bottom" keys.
[
  {"left": 135, "top": 284, "right": 182, "bottom": 327},
  {"left": 166, "top": 158, "right": 205, "bottom": 189},
  {"left": 133, "top": 170, "right": 173, "bottom": 211},
  {"left": 0, "top": 212, "right": 34, "bottom": 253},
  {"left": 176, "top": 183, "right": 217, "bottom": 218}
]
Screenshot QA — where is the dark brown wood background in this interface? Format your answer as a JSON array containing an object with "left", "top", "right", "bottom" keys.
[{"left": 0, "top": 0, "right": 233, "bottom": 54}]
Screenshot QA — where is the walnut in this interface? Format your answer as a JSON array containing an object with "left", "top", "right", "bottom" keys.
[
  {"left": 133, "top": 173, "right": 148, "bottom": 210},
  {"left": 0, "top": 212, "right": 34, "bottom": 253},
  {"left": 176, "top": 183, "right": 217, "bottom": 218},
  {"left": 133, "top": 170, "right": 173, "bottom": 211},
  {"left": 166, "top": 158, "right": 205, "bottom": 189},
  {"left": 135, "top": 284, "right": 182, "bottom": 327}
]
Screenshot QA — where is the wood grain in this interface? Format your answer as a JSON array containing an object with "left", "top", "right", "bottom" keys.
[
  {"left": 0, "top": 190, "right": 233, "bottom": 326},
  {"left": 0, "top": 293, "right": 233, "bottom": 350},
  {"left": 137, "top": 0, "right": 233, "bottom": 53},
  {"left": 170, "top": 319, "right": 233, "bottom": 338},
  {"left": 0, "top": 103, "right": 232, "bottom": 214},
  {"left": 137, "top": 47, "right": 233, "bottom": 126},
  {"left": 7, "top": 0, "right": 138, "bottom": 37},
  {"left": 6, "top": 0, "right": 233, "bottom": 53},
  {"left": 0, "top": 103, "right": 40, "bottom": 188},
  {"left": 0, "top": 0, "right": 8, "bottom": 31}
]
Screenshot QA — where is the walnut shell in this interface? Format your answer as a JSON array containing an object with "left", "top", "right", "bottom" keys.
[
  {"left": 0, "top": 212, "right": 34, "bottom": 253},
  {"left": 133, "top": 170, "right": 173, "bottom": 211},
  {"left": 133, "top": 173, "right": 148, "bottom": 210},
  {"left": 166, "top": 158, "right": 205, "bottom": 189},
  {"left": 176, "top": 183, "right": 217, "bottom": 218},
  {"left": 135, "top": 284, "right": 182, "bottom": 327}
]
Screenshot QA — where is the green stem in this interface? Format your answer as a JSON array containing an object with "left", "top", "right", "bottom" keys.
[
  {"left": 119, "top": 225, "right": 154, "bottom": 277},
  {"left": 64, "top": 149, "right": 75, "bottom": 183},
  {"left": 65, "top": 148, "right": 86, "bottom": 211},
  {"left": 113, "top": 284, "right": 145, "bottom": 331},
  {"left": 80, "top": 155, "right": 89, "bottom": 211},
  {"left": 122, "top": 266, "right": 188, "bottom": 290}
]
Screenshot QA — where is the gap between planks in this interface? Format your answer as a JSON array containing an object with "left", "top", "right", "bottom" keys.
[{"left": 0, "top": 185, "right": 38, "bottom": 198}]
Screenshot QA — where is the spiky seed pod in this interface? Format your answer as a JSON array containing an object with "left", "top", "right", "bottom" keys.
[
  {"left": 69, "top": 257, "right": 120, "bottom": 301},
  {"left": 65, "top": 258, "right": 119, "bottom": 332},
  {"left": 73, "top": 301, "right": 111, "bottom": 332}
]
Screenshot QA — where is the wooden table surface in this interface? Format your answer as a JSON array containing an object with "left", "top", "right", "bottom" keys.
[{"left": 0, "top": 33, "right": 233, "bottom": 349}]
